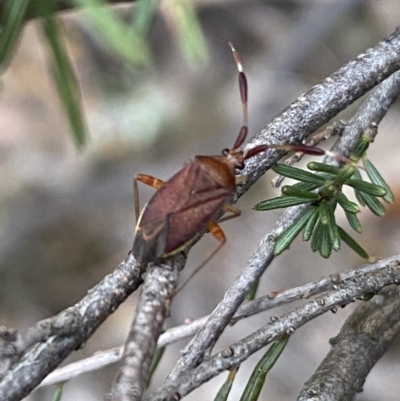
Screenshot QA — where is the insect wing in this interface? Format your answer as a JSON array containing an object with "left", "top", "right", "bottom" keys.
[
  {"left": 133, "top": 164, "right": 198, "bottom": 263},
  {"left": 133, "top": 159, "right": 229, "bottom": 262},
  {"left": 133, "top": 216, "right": 170, "bottom": 263},
  {"left": 165, "top": 187, "right": 229, "bottom": 254}
]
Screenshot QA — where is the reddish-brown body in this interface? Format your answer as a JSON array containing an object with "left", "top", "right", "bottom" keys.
[{"left": 133, "top": 156, "right": 236, "bottom": 263}]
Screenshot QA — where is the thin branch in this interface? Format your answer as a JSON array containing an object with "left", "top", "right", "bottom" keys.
[
  {"left": 0, "top": 254, "right": 143, "bottom": 401},
  {"left": 149, "top": 261, "right": 400, "bottom": 400},
  {"left": 0, "top": 309, "right": 83, "bottom": 378},
  {"left": 39, "top": 314, "right": 208, "bottom": 388},
  {"left": 37, "top": 254, "right": 400, "bottom": 388},
  {"left": 298, "top": 286, "right": 400, "bottom": 401},
  {"left": 233, "top": 253, "right": 400, "bottom": 321},
  {"left": 160, "top": 29, "right": 400, "bottom": 389},
  {"left": 110, "top": 255, "right": 184, "bottom": 401},
  {"left": 330, "top": 69, "right": 400, "bottom": 162}
]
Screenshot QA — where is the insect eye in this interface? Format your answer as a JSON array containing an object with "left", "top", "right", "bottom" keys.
[{"left": 222, "top": 148, "right": 230, "bottom": 156}]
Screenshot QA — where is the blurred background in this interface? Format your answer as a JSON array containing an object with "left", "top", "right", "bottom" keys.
[{"left": 2, "top": 0, "right": 400, "bottom": 400}]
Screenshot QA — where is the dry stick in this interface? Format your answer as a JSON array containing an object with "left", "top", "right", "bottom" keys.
[
  {"left": 150, "top": 262, "right": 400, "bottom": 400},
  {"left": 298, "top": 286, "right": 400, "bottom": 401},
  {"left": 0, "top": 254, "right": 144, "bottom": 401},
  {"left": 110, "top": 255, "right": 184, "bottom": 401},
  {"left": 232, "top": 253, "right": 400, "bottom": 321},
  {"left": 37, "top": 254, "right": 400, "bottom": 388},
  {"left": 330, "top": 72, "right": 400, "bottom": 160},
  {"left": 159, "top": 29, "right": 400, "bottom": 390}
]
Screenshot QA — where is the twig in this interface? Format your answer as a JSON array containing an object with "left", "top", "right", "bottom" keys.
[
  {"left": 149, "top": 261, "right": 400, "bottom": 400},
  {"left": 0, "top": 253, "right": 143, "bottom": 401},
  {"left": 330, "top": 70, "right": 400, "bottom": 161},
  {"left": 233, "top": 253, "right": 400, "bottom": 321},
  {"left": 298, "top": 285, "right": 400, "bottom": 401},
  {"left": 0, "top": 309, "right": 82, "bottom": 378},
  {"left": 38, "top": 314, "right": 209, "bottom": 388},
  {"left": 110, "top": 255, "right": 184, "bottom": 401}
]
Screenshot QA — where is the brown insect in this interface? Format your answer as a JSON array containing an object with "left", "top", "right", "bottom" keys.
[
  {"left": 132, "top": 43, "right": 268, "bottom": 265},
  {"left": 131, "top": 43, "right": 353, "bottom": 269}
]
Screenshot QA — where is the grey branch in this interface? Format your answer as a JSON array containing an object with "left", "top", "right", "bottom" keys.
[
  {"left": 233, "top": 254, "right": 400, "bottom": 322},
  {"left": 0, "top": 254, "right": 144, "bottom": 401},
  {"left": 110, "top": 255, "right": 184, "bottom": 401},
  {"left": 150, "top": 261, "right": 400, "bottom": 400},
  {"left": 330, "top": 69, "right": 400, "bottom": 162},
  {"left": 298, "top": 286, "right": 400, "bottom": 401}
]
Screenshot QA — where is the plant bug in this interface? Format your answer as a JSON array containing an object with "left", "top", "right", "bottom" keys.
[
  {"left": 131, "top": 43, "right": 351, "bottom": 267},
  {"left": 132, "top": 43, "right": 268, "bottom": 266}
]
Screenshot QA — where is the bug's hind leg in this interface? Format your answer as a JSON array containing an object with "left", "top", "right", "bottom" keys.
[
  {"left": 175, "top": 220, "right": 226, "bottom": 295},
  {"left": 207, "top": 220, "right": 226, "bottom": 243},
  {"left": 134, "top": 174, "right": 165, "bottom": 222}
]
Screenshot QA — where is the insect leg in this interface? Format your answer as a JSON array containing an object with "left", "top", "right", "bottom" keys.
[
  {"left": 217, "top": 204, "right": 241, "bottom": 223},
  {"left": 134, "top": 174, "right": 165, "bottom": 222},
  {"left": 175, "top": 220, "right": 226, "bottom": 295},
  {"left": 207, "top": 220, "right": 226, "bottom": 243},
  {"left": 235, "top": 175, "right": 247, "bottom": 184}
]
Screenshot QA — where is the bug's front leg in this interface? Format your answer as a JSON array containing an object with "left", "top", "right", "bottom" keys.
[{"left": 134, "top": 174, "right": 165, "bottom": 222}]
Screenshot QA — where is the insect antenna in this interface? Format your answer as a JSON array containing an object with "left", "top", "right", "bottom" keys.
[
  {"left": 229, "top": 42, "right": 249, "bottom": 150},
  {"left": 229, "top": 44, "right": 354, "bottom": 167},
  {"left": 265, "top": 143, "right": 355, "bottom": 165}
]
